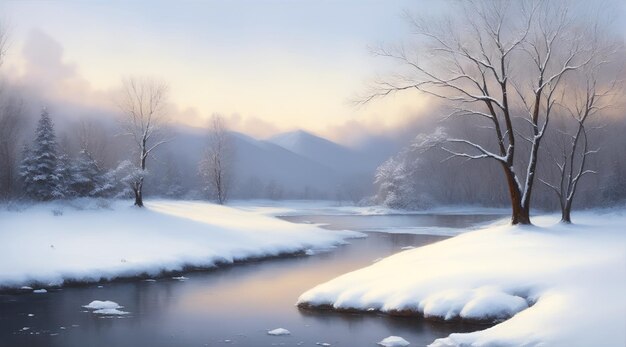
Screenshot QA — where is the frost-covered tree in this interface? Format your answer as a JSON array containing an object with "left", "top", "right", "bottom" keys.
[
  {"left": 70, "top": 149, "right": 104, "bottom": 197},
  {"left": 19, "top": 109, "right": 64, "bottom": 201},
  {"left": 362, "top": 1, "right": 616, "bottom": 224},
  {"left": 118, "top": 77, "right": 170, "bottom": 207},
  {"left": 56, "top": 152, "right": 73, "bottom": 197},
  {"left": 199, "top": 114, "right": 234, "bottom": 204},
  {"left": 374, "top": 149, "right": 433, "bottom": 209}
]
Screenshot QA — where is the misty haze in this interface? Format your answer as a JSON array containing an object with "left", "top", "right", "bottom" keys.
[{"left": 0, "top": 1, "right": 625, "bottom": 347}]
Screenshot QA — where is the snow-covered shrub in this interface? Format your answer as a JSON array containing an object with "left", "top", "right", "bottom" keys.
[{"left": 373, "top": 149, "right": 435, "bottom": 210}]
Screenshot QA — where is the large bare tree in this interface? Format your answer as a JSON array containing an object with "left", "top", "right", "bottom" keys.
[
  {"left": 363, "top": 1, "right": 607, "bottom": 224},
  {"left": 199, "top": 114, "right": 235, "bottom": 204},
  {"left": 118, "top": 77, "right": 170, "bottom": 207}
]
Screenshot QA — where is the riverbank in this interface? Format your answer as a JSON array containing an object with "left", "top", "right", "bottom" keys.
[
  {"left": 297, "top": 209, "right": 626, "bottom": 347},
  {"left": 0, "top": 199, "right": 363, "bottom": 290}
]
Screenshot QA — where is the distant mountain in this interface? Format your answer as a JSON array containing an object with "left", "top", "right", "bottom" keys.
[
  {"left": 156, "top": 127, "right": 341, "bottom": 199},
  {"left": 268, "top": 130, "right": 389, "bottom": 175},
  {"left": 229, "top": 132, "right": 340, "bottom": 193}
]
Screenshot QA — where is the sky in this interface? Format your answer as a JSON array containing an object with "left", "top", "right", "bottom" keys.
[{"left": 0, "top": 0, "right": 624, "bottom": 145}]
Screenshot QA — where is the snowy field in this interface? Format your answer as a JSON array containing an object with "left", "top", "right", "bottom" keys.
[
  {"left": 0, "top": 199, "right": 363, "bottom": 289},
  {"left": 298, "top": 209, "right": 626, "bottom": 347}
]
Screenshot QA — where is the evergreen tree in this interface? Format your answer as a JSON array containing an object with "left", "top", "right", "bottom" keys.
[
  {"left": 19, "top": 109, "right": 64, "bottom": 200},
  {"left": 56, "top": 152, "right": 73, "bottom": 197},
  {"left": 70, "top": 149, "right": 103, "bottom": 197}
]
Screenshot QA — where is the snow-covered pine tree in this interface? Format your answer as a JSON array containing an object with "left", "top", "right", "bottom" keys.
[
  {"left": 70, "top": 149, "right": 103, "bottom": 197},
  {"left": 19, "top": 109, "right": 64, "bottom": 201},
  {"left": 56, "top": 152, "right": 73, "bottom": 198}
]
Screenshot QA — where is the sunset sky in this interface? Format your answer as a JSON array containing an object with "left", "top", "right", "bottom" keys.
[{"left": 1, "top": 0, "right": 624, "bottom": 144}]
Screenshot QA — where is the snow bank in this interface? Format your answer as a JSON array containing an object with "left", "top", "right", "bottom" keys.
[
  {"left": 298, "top": 211, "right": 626, "bottom": 347},
  {"left": 0, "top": 199, "right": 362, "bottom": 289}
]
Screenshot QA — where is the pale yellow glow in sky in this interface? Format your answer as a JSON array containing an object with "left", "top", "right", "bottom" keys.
[
  {"left": 3, "top": 0, "right": 623, "bottom": 144},
  {"left": 1, "top": 0, "right": 438, "bottom": 145}
]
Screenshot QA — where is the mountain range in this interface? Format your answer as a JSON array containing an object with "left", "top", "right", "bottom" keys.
[{"left": 157, "top": 127, "right": 394, "bottom": 199}]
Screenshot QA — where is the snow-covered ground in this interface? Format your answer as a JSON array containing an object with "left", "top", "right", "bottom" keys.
[
  {"left": 297, "top": 209, "right": 626, "bottom": 347},
  {"left": 0, "top": 199, "right": 363, "bottom": 289}
]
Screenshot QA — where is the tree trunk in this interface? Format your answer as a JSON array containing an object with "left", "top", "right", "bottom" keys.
[
  {"left": 561, "top": 199, "right": 572, "bottom": 224},
  {"left": 502, "top": 164, "right": 532, "bottom": 225},
  {"left": 133, "top": 179, "right": 144, "bottom": 207}
]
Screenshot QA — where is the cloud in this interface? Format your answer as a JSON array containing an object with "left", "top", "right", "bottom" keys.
[{"left": 4, "top": 29, "right": 115, "bottom": 117}]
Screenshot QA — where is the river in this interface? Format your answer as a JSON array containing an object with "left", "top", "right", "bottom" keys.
[{"left": 0, "top": 213, "right": 502, "bottom": 347}]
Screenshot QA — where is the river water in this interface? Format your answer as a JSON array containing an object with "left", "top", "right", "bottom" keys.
[{"left": 0, "top": 213, "right": 502, "bottom": 347}]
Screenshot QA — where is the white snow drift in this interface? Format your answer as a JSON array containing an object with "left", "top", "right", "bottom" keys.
[
  {"left": 0, "top": 199, "right": 362, "bottom": 289},
  {"left": 298, "top": 211, "right": 626, "bottom": 347}
]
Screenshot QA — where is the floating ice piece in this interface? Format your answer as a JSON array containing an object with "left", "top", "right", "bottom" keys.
[
  {"left": 267, "top": 328, "right": 291, "bottom": 336},
  {"left": 93, "top": 308, "right": 129, "bottom": 315},
  {"left": 21, "top": 286, "right": 33, "bottom": 290},
  {"left": 378, "top": 336, "right": 410, "bottom": 347},
  {"left": 172, "top": 276, "right": 188, "bottom": 281},
  {"left": 316, "top": 343, "right": 331, "bottom": 346},
  {"left": 83, "top": 300, "right": 122, "bottom": 310},
  {"left": 33, "top": 289, "right": 47, "bottom": 293}
]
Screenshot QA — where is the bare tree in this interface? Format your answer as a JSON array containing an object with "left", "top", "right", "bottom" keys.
[
  {"left": 199, "top": 114, "right": 234, "bottom": 204},
  {"left": 540, "top": 64, "right": 621, "bottom": 223},
  {"left": 363, "top": 1, "right": 607, "bottom": 224},
  {"left": 0, "top": 23, "right": 24, "bottom": 200},
  {"left": 118, "top": 77, "right": 170, "bottom": 207},
  {"left": 0, "top": 97, "right": 24, "bottom": 199}
]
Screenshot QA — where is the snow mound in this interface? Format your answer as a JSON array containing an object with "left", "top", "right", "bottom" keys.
[
  {"left": 298, "top": 212, "right": 626, "bottom": 347},
  {"left": 0, "top": 200, "right": 362, "bottom": 289},
  {"left": 83, "top": 300, "right": 122, "bottom": 310},
  {"left": 267, "top": 328, "right": 290, "bottom": 336},
  {"left": 420, "top": 287, "right": 528, "bottom": 321},
  {"left": 378, "top": 336, "right": 410, "bottom": 347}
]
